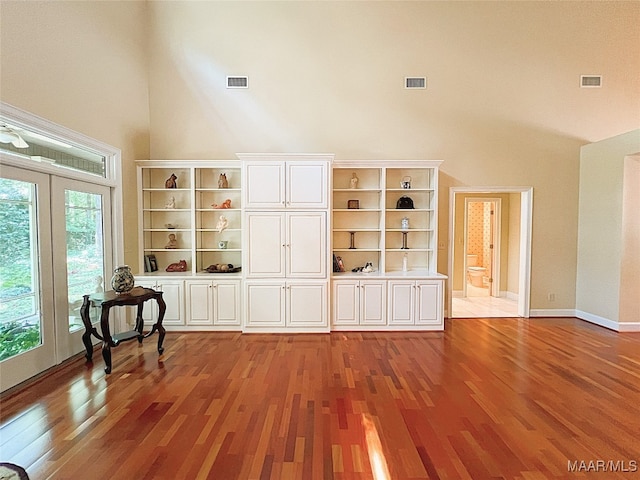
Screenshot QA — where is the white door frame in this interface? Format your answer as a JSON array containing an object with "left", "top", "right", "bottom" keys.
[{"left": 449, "top": 187, "right": 533, "bottom": 318}]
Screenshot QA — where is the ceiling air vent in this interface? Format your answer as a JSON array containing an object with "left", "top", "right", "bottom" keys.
[
  {"left": 405, "top": 77, "right": 427, "bottom": 89},
  {"left": 581, "top": 75, "right": 602, "bottom": 88},
  {"left": 227, "top": 76, "right": 249, "bottom": 89}
]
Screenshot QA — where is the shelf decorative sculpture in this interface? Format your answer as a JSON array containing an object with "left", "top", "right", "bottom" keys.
[
  {"left": 350, "top": 172, "right": 359, "bottom": 189},
  {"left": 216, "top": 215, "right": 228, "bottom": 233},
  {"left": 218, "top": 173, "right": 229, "bottom": 188},
  {"left": 165, "top": 173, "right": 177, "bottom": 189},
  {"left": 165, "top": 233, "right": 178, "bottom": 249}
]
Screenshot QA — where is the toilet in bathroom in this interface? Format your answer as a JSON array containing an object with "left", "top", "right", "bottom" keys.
[{"left": 466, "top": 254, "right": 487, "bottom": 288}]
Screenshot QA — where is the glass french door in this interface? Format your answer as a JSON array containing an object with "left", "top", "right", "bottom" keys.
[
  {"left": 0, "top": 170, "right": 113, "bottom": 392},
  {"left": 0, "top": 166, "right": 56, "bottom": 391},
  {"left": 51, "top": 177, "right": 112, "bottom": 361}
]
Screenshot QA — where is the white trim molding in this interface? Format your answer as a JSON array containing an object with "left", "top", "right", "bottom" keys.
[
  {"left": 529, "top": 309, "right": 577, "bottom": 318},
  {"left": 575, "top": 310, "right": 640, "bottom": 332}
]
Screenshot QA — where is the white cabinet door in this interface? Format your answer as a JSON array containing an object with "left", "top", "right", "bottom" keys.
[
  {"left": 287, "top": 212, "right": 326, "bottom": 277},
  {"left": 333, "top": 281, "right": 359, "bottom": 326},
  {"left": 333, "top": 280, "right": 386, "bottom": 326},
  {"left": 287, "top": 161, "right": 328, "bottom": 208},
  {"left": 215, "top": 281, "right": 241, "bottom": 326},
  {"left": 287, "top": 282, "right": 327, "bottom": 328},
  {"left": 186, "top": 280, "right": 213, "bottom": 325},
  {"left": 244, "top": 160, "right": 328, "bottom": 209},
  {"left": 388, "top": 281, "right": 414, "bottom": 325},
  {"left": 137, "top": 279, "right": 185, "bottom": 326},
  {"left": 153, "top": 281, "right": 184, "bottom": 326},
  {"left": 247, "top": 212, "right": 325, "bottom": 278},
  {"left": 360, "top": 281, "right": 386, "bottom": 325},
  {"left": 245, "top": 282, "right": 286, "bottom": 328},
  {"left": 415, "top": 280, "right": 443, "bottom": 326},
  {"left": 246, "top": 212, "right": 286, "bottom": 277},
  {"left": 244, "top": 162, "right": 285, "bottom": 208}
]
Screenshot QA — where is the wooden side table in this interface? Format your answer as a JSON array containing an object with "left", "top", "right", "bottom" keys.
[{"left": 80, "top": 286, "right": 166, "bottom": 374}]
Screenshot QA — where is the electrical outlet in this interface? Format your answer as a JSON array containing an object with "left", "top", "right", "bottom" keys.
[
  {"left": 438, "top": 242, "right": 445, "bottom": 249},
  {"left": 548, "top": 293, "right": 556, "bottom": 302}
]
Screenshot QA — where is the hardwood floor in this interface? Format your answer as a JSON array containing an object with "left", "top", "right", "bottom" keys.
[{"left": 1, "top": 318, "right": 639, "bottom": 479}]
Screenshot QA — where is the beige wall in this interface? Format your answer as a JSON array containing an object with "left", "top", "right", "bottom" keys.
[
  {"left": 577, "top": 130, "right": 640, "bottom": 324},
  {"left": 2, "top": 1, "right": 639, "bottom": 312},
  {"left": 0, "top": 0, "right": 151, "bottom": 266},
  {"left": 145, "top": 1, "right": 639, "bottom": 310}
]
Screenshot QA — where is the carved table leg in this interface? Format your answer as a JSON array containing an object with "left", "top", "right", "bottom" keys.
[
  {"left": 99, "top": 305, "right": 114, "bottom": 374},
  {"left": 80, "top": 295, "right": 93, "bottom": 361},
  {"left": 155, "top": 292, "right": 167, "bottom": 355},
  {"left": 102, "top": 340, "right": 112, "bottom": 374},
  {"left": 135, "top": 302, "right": 145, "bottom": 344}
]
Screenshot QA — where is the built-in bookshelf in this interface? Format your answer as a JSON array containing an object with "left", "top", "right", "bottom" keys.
[
  {"left": 137, "top": 161, "right": 242, "bottom": 276},
  {"left": 331, "top": 161, "right": 441, "bottom": 275}
]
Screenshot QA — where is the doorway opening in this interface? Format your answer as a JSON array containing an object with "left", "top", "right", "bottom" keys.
[{"left": 448, "top": 187, "right": 532, "bottom": 318}]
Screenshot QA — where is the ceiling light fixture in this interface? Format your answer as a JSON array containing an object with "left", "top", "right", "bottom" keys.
[{"left": 0, "top": 125, "right": 29, "bottom": 148}]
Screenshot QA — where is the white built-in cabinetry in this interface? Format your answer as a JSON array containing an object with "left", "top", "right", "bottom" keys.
[
  {"left": 240, "top": 154, "right": 332, "bottom": 332},
  {"left": 243, "top": 158, "right": 328, "bottom": 209},
  {"left": 135, "top": 278, "right": 185, "bottom": 326},
  {"left": 331, "top": 161, "right": 446, "bottom": 331},
  {"left": 136, "top": 156, "right": 445, "bottom": 332},
  {"left": 332, "top": 280, "right": 386, "bottom": 327},
  {"left": 185, "top": 279, "right": 241, "bottom": 327},
  {"left": 136, "top": 161, "right": 243, "bottom": 330},
  {"left": 387, "top": 279, "right": 443, "bottom": 328},
  {"left": 245, "top": 212, "right": 326, "bottom": 278}
]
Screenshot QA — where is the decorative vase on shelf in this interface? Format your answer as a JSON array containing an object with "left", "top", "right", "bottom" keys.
[{"left": 111, "top": 265, "right": 135, "bottom": 294}]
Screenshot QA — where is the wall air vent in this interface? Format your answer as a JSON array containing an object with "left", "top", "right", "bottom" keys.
[
  {"left": 580, "top": 75, "right": 602, "bottom": 88},
  {"left": 227, "top": 76, "right": 249, "bottom": 88},
  {"left": 405, "top": 77, "right": 427, "bottom": 89}
]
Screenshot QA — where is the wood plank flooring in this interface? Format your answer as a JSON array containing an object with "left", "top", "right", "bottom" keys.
[{"left": 1, "top": 317, "right": 639, "bottom": 479}]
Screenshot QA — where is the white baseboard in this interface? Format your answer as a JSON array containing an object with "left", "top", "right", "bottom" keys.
[
  {"left": 452, "top": 290, "right": 464, "bottom": 298},
  {"left": 502, "top": 291, "right": 519, "bottom": 301},
  {"left": 529, "top": 308, "right": 576, "bottom": 318},
  {"left": 575, "top": 309, "right": 640, "bottom": 332}
]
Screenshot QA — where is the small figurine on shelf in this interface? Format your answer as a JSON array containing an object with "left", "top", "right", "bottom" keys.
[
  {"left": 166, "top": 259, "right": 187, "bottom": 272},
  {"left": 216, "top": 215, "right": 228, "bottom": 233},
  {"left": 352, "top": 262, "right": 375, "bottom": 273},
  {"left": 165, "top": 196, "right": 176, "bottom": 209},
  {"left": 350, "top": 172, "right": 359, "bottom": 189},
  {"left": 165, "top": 173, "right": 178, "bottom": 189},
  {"left": 165, "top": 233, "right": 178, "bottom": 249},
  {"left": 218, "top": 173, "right": 229, "bottom": 188},
  {"left": 211, "top": 199, "right": 232, "bottom": 209}
]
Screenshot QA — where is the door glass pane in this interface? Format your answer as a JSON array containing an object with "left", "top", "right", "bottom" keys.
[
  {"left": 65, "top": 189, "right": 105, "bottom": 332},
  {"left": 0, "top": 178, "right": 41, "bottom": 361}
]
